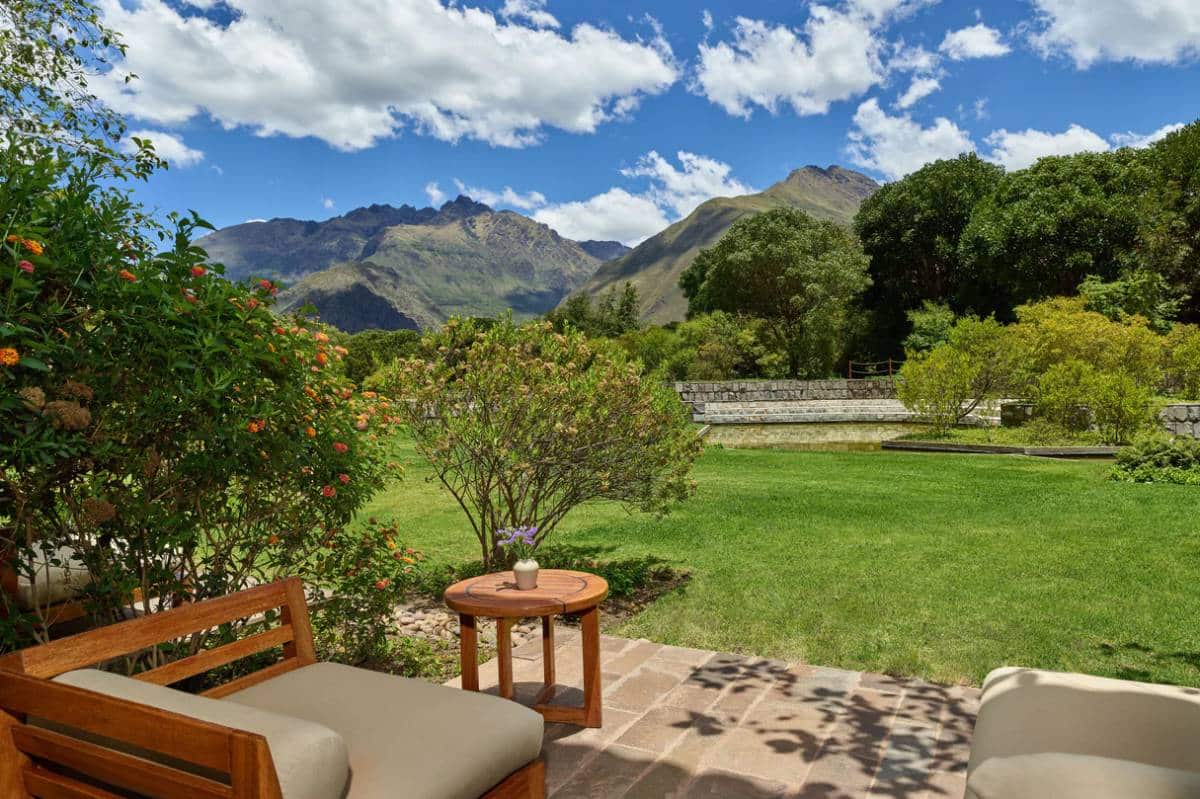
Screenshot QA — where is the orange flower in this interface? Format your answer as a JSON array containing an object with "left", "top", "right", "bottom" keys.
[
  {"left": 305, "top": 426, "right": 317, "bottom": 438},
  {"left": 268, "top": 535, "right": 280, "bottom": 545},
  {"left": 247, "top": 298, "right": 260, "bottom": 310},
  {"left": 315, "top": 352, "right": 328, "bottom": 366},
  {"left": 23, "top": 239, "right": 43, "bottom": 256},
  {"left": 0, "top": 348, "right": 19, "bottom": 367},
  {"left": 246, "top": 420, "right": 262, "bottom": 434},
  {"left": 337, "top": 473, "right": 350, "bottom": 484},
  {"left": 374, "top": 578, "right": 390, "bottom": 591},
  {"left": 321, "top": 485, "right": 337, "bottom": 498},
  {"left": 191, "top": 265, "right": 207, "bottom": 277},
  {"left": 332, "top": 441, "right": 348, "bottom": 453},
  {"left": 118, "top": 269, "right": 137, "bottom": 282},
  {"left": 258, "top": 279, "right": 274, "bottom": 292}
]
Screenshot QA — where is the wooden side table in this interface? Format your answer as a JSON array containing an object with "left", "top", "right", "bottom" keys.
[{"left": 444, "top": 569, "right": 608, "bottom": 728}]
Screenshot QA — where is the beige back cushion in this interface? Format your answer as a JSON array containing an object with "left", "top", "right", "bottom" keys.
[{"left": 51, "top": 669, "right": 349, "bottom": 799}]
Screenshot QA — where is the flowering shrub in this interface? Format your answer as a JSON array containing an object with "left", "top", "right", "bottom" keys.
[
  {"left": 0, "top": 142, "right": 395, "bottom": 652},
  {"left": 372, "top": 317, "right": 702, "bottom": 569},
  {"left": 309, "top": 518, "right": 425, "bottom": 665}
]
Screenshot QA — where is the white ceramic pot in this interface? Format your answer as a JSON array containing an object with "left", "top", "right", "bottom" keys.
[{"left": 513, "top": 559, "right": 540, "bottom": 590}]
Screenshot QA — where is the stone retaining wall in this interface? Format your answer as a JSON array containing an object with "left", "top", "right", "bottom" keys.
[
  {"left": 674, "top": 379, "right": 894, "bottom": 412},
  {"left": 1161, "top": 404, "right": 1200, "bottom": 438}
]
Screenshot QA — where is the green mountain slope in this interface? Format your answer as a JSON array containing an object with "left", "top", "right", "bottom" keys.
[{"left": 577, "top": 166, "right": 878, "bottom": 322}]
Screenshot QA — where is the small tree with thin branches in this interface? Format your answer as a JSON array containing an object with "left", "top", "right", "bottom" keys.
[{"left": 374, "top": 317, "right": 702, "bottom": 568}]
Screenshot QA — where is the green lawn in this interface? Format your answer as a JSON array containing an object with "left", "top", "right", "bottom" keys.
[{"left": 362, "top": 441, "right": 1200, "bottom": 687}]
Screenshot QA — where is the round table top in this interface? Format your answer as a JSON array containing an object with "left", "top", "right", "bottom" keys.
[{"left": 443, "top": 569, "right": 608, "bottom": 618}]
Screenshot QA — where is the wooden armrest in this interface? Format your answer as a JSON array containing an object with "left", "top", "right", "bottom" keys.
[{"left": 0, "top": 670, "right": 283, "bottom": 798}]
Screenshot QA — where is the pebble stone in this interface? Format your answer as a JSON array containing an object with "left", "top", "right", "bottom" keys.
[{"left": 394, "top": 599, "right": 539, "bottom": 646}]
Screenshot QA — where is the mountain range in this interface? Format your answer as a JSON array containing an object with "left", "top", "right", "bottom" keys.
[
  {"left": 196, "top": 165, "right": 877, "bottom": 332},
  {"left": 196, "top": 197, "right": 629, "bottom": 332}
]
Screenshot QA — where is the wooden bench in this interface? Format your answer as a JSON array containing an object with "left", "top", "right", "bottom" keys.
[{"left": 0, "top": 578, "right": 545, "bottom": 798}]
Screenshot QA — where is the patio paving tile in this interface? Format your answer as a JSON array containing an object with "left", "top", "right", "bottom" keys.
[
  {"left": 699, "top": 725, "right": 820, "bottom": 783},
  {"left": 609, "top": 665, "right": 688, "bottom": 711},
  {"left": 451, "top": 635, "right": 976, "bottom": 799},
  {"left": 615, "top": 705, "right": 698, "bottom": 753}
]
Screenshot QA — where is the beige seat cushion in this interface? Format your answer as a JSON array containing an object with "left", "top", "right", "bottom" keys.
[
  {"left": 52, "top": 669, "right": 349, "bottom": 799},
  {"left": 224, "top": 662, "right": 544, "bottom": 799},
  {"left": 968, "top": 667, "right": 1200, "bottom": 799},
  {"left": 967, "top": 752, "right": 1200, "bottom": 799}
]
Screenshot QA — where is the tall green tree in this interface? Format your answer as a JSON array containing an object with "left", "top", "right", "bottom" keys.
[
  {"left": 958, "top": 150, "right": 1154, "bottom": 317},
  {"left": 1138, "top": 121, "right": 1200, "bottom": 321},
  {"left": 680, "top": 208, "right": 871, "bottom": 378},
  {"left": 854, "top": 154, "right": 1003, "bottom": 355}
]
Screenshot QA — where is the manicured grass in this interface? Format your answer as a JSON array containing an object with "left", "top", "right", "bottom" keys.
[{"left": 363, "top": 440, "right": 1200, "bottom": 687}]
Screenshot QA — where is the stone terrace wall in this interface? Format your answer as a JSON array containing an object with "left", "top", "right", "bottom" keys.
[
  {"left": 674, "top": 379, "right": 894, "bottom": 412},
  {"left": 1161, "top": 404, "right": 1200, "bottom": 438}
]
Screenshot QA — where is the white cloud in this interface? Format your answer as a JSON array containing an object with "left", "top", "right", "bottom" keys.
[
  {"left": 424, "top": 181, "right": 446, "bottom": 206},
  {"left": 322, "top": 197, "right": 336, "bottom": 210},
  {"left": 499, "top": 0, "right": 558, "bottom": 29},
  {"left": 1030, "top": 0, "right": 1200, "bottom": 67},
  {"left": 983, "top": 124, "right": 1110, "bottom": 170},
  {"left": 244, "top": 218, "right": 267, "bottom": 223},
  {"left": 889, "top": 41, "right": 939, "bottom": 73},
  {"left": 694, "top": 6, "right": 890, "bottom": 118},
  {"left": 123, "top": 129, "right": 204, "bottom": 167},
  {"left": 534, "top": 150, "right": 751, "bottom": 245},
  {"left": 939, "top": 23, "right": 1010, "bottom": 60},
  {"left": 895, "top": 76, "right": 940, "bottom": 109},
  {"left": 620, "top": 150, "right": 753, "bottom": 217},
  {"left": 452, "top": 180, "right": 547, "bottom": 211},
  {"left": 846, "top": 98, "right": 974, "bottom": 180},
  {"left": 92, "top": 0, "right": 677, "bottom": 151},
  {"left": 1110, "top": 122, "right": 1186, "bottom": 149},
  {"left": 534, "top": 188, "right": 670, "bottom": 246}
]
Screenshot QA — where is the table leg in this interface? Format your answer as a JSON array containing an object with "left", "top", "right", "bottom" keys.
[
  {"left": 459, "top": 614, "right": 479, "bottom": 692},
  {"left": 497, "top": 617, "right": 514, "bottom": 700},
  {"left": 581, "top": 606, "right": 602, "bottom": 728},
  {"left": 542, "top": 615, "right": 556, "bottom": 687}
]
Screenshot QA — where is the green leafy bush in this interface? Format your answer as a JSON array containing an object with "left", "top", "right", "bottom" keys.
[
  {"left": 903, "top": 301, "right": 956, "bottom": 353},
  {"left": 342, "top": 329, "right": 421, "bottom": 384},
  {"left": 371, "top": 317, "right": 702, "bottom": 568},
  {"left": 309, "top": 518, "right": 426, "bottom": 666},
  {"left": 896, "top": 347, "right": 978, "bottom": 435},
  {"left": 1035, "top": 361, "right": 1097, "bottom": 433},
  {"left": 1165, "top": 324, "right": 1200, "bottom": 399},
  {"left": 1112, "top": 435, "right": 1200, "bottom": 484}
]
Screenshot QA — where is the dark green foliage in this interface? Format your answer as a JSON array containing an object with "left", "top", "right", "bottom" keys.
[
  {"left": 1137, "top": 121, "right": 1200, "bottom": 320},
  {"left": 1112, "top": 435, "right": 1200, "bottom": 484},
  {"left": 958, "top": 150, "right": 1154, "bottom": 314},
  {"left": 343, "top": 329, "right": 421, "bottom": 384},
  {"left": 547, "top": 282, "right": 641, "bottom": 338},
  {"left": 1079, "top": 269, "right": 1182, "bottom": 332},
  {"left": 902, "top": 301, "right": 956, "bottom": 353},
  {"left": 854, "top": 155, "right": 1003, "bottom": 355},
  {"left": 681, "top": 208, "right": 871, "bottom": 378}
]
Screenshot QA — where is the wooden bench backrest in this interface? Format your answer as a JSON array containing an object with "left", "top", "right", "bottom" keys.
[{"left": 0, "top": 577, "right": 315, "bottom": 798}]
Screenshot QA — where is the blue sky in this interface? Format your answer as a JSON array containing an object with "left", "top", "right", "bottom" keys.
[{"left": 98, "top": 0, "right": 1199, "bottom": 244}]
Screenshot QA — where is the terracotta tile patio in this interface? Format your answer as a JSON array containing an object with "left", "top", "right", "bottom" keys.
[{"left": 445, "top": 627, "right": 979, "bottom": 798}]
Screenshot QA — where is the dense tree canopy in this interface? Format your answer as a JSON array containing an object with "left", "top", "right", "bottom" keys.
[
  {"left": 957, "top": 150, "right": 1153, "bottom": 317},
  {"left": 681, "top": 208, "right": 871, "bottom": 378},
  {"left": 854, "top": 154, "right": 1003, "bottom": 354},
  {"left": 1139, "top": 122, "right": 1200, "bottom": 320}
]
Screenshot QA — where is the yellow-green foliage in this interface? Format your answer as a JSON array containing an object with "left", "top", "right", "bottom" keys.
[
  {"left": 1007, "top": 297, "right": 1162, "bottom": 392},
  {"left": 1165, "top": 324, "right": 1200, "bottom": 399}
]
